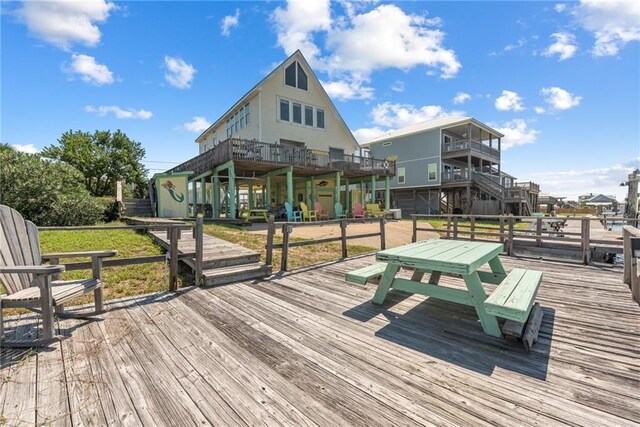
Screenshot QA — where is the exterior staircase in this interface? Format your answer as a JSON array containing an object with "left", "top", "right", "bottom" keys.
[
  {"left": 122, "top": 198, "right": 154, "bottom": 217},
  {"left": 471, "top": 172, "right": 504, "bottom": 200}
]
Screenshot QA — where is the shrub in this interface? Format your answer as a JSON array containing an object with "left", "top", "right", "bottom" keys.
[{"left": 0, "top": 144, "right": 105, "bottom": 226}]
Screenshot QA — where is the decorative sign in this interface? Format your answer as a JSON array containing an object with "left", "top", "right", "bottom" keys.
[
  {"left": 386, "top": 154, "right": 398, "bottom": 161},
  {"left": 157, "top": 175, "right": 188, "bottom": 217}
]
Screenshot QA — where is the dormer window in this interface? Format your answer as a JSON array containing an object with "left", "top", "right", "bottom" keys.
[{"left": 284, "top": 61, "right": 308, "bottom": 91}]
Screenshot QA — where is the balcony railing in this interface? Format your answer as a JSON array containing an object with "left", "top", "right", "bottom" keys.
[
  {"left": 442, "top": 139, "right": 500, "bottom": 158},
  {"left": 167, "top": 138, "right": 395, "bottom": 178}
]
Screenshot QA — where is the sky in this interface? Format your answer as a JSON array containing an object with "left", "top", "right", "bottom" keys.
[{"left": 1, "top": 0, "right": 639, "bottom": 201}]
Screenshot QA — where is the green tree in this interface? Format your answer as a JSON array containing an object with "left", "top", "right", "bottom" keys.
[
  {"left": 42, "top": 130, "right": 148, "bottom": 198},
  {"left": 0, "top": 144, "right": 105, "bottom": 226}
]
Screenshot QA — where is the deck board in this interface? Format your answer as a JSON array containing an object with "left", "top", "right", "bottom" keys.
[{"left": 1, "top": 255, "right": 639, "bottom": 426}]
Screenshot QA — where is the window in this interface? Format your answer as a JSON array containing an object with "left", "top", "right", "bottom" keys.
[
  {"left": 428, "top": 163, "right": 437, "bottom": 181},
  {"left": 284, "top": 61, "right": 308, "bottom": 90},
  {"left": 292, "top": 103, "right": 302, "bottom": 124},
  {"left": 316, "top": 109, "right": 325, "bottom": 129},
  {"left": 244, "top": 103, "right": 250, "bottom": 125},
  {"left": 398, "top": 167, "right": 406, "bottom": 184},
  {"left": 329, "top": 147, "right": 344, "bottom": 161},
  {"left": 280, "top": 99, "right": 290, "bottom": 121},
  {"left": 383, "top": 141, "right": 392, "bottom": 147},
  {"left": 443, "top": 134, "right": 453, "bottom": 144},
  {"left": 304, "top": 106, "right": 313, "bottom": 126}
]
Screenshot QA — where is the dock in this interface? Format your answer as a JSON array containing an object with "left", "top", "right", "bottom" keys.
[{"left": 2, "top": 255, "right": 638, "bottom": 426}]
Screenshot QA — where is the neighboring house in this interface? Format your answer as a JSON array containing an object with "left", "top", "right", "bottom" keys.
[
  {"left": 156, "top": 50, "right": 394, "bottom": 219},
  {"left": 361, "top": 116, "right": 539, "bottom": 216},
  {"left": 585, "top": 194, "right": 618, "bottom": 214}
]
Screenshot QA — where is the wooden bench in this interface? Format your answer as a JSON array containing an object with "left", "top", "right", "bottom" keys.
[
  {"left": 366, "top": 203, "right": 386, "bottom": 218},
  {"left": 345, "top": 263, "right": 387, "bottom": 285},
  {"left": 483, "top": 268, "right": 543, "bottom": 323}
]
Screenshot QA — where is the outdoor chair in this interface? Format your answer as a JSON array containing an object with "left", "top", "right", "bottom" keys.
[
  {"left": 352, "top": 202, "right": 366, "bottom": 222},
  {"left": 300, "top": 202, "right": 317, "bottom": 222},
  {"left": 315, "top": 202, "right": 330, "bottom": 220},
  {"left": 284, "top": 202, "right": 302, "bottom": 222},
  {"left": 0, "top": 204, "right": 117, "bottom": 347},
  {"left": 334, "top": 202, "right": 347, "bottom": 219}
]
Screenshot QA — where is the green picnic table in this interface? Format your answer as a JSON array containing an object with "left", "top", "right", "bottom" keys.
[{"left": 357, "top": 239, "right": 542, "bottom": 338}]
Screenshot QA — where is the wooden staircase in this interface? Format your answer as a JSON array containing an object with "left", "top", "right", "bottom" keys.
[{"left": 122, "top": 198, "right": 153, "bottom": 217}]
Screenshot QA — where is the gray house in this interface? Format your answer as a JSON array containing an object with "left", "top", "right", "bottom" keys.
[{"left": 361, "top": 116, "right": 538, "bottom": 216}]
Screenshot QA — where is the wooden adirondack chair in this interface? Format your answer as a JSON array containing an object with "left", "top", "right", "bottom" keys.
[
  {"left": 300, "top": 202, "right": 317, "bottom": 222},
  {"left": 284, "top": 202, "right": 302, "bottom": 222},
  {"left": 334, "top": 202, "right": 347, "bottom": 219},
  {"left": 0, "top": 204, "right": 117, "bottom": 347},
  {"left": 315, "top": 202, "right": 330, "bottom": 220},
  {"left": 353, "top": 202, "right": 366, "bottom": 222}
]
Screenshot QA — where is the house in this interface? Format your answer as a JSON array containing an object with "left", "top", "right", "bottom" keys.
[
  {"left": 585, "top": 194, "right": 618, "bottom": 214},
  {"left": 361, "top": 117, "right": 539, "bottom": 216},
  {"left": 154, "top": 50, "right": 394, "bottom": 219}
]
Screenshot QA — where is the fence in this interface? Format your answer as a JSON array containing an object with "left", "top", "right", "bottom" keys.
[
  {"left": 622, "top": 226, "right": 640, "bottom": 303},
  {"left": 411, "top": 214, "right": 635, "bottom": 265},
  {"left": 266, "top": 217, "right": 386, "bottom": 271},
  {"left": 38, "top": 217, "right": 205, "bottom": 290}
]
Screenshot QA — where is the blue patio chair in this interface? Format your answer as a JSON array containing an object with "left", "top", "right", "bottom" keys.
[
  {"left": 334, "top": 202, "right": 347, "bottom": 219},
  {"left": 284, "top": 202, "right": 302, "bottom": 222}
]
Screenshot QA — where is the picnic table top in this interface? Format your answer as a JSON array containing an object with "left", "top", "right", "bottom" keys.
[{"left": 376, "top": 239, "right": 504, "bottom": 275}]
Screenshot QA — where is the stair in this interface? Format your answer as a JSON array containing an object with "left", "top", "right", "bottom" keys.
[
  {"left": 203, "top": 263, "right": 272, "bottom": 286},
  {"left": 122, "top": 198, "right": 153, "bottom": 217},
  {"left": 472, "top": 172, "right": 504, "bottom": 200}
]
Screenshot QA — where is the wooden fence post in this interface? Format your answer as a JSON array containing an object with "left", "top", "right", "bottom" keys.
[
  {"left": 536, "top": 217, "right": 543, "bottom": 247},
  {"left": 194, "top": 215, "right": 203, "bottom": 286},
  {"left": 379, "top": 217, "right": 386, "bottom": 250},
  {"left": 507, "top": 217, "right": 514, "bottom": 256},
  {"left": 412, "top": 216, "right": 417, "bottom": 243},
  {"left": 168, "top": 226, "right": 180, "bottom": 291},
  {"left": 280, "top": 223, "right": 291, "bottom": 272},
  {"left": 265, "top": 218, "right": 275, "bottom": 266},
  {"left": 453, "top": 216, "right": 459, "bottom": 239},
  {"left": 499, "top": 217, "right": 505, "bottom": 244},
  {"left": 581, "top": 218, "right": 591, "bottom": 265},
  {"left": 340, "top": 219, "right": 348, "bottom": 258},
  {"left": 470, "top": 216, "right": 475, "bottom": 241},
  {"left": 446, "top": 216, "right": 451, "bottom": 239}
]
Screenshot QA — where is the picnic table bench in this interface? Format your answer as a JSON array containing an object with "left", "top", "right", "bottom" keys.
[{"left": 345, "top": 239, "right": 543, "bottom": 338}]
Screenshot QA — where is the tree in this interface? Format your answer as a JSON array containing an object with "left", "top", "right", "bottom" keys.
[
  {"left": 42, "top": 130, "right": 149, "bottom": 198},
  {"left": 0, "top": 144, "right": 105, "bottom": 226}
]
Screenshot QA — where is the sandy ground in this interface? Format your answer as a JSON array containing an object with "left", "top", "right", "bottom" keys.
[{"left": 249, "top": 219, "right": 440, "bottom": 249}]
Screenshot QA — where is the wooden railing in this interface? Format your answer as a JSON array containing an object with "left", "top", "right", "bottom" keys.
[
  {"left": 411, "top": 214, "right": 635, "bottom": 264},
  {"left": 265, "top": 217, "right": 386, "bottom": 271},
  {"left": 623, "top": 225, "right": 640, "bottom": 302},
  {"left": 38, "top": 217, "right": 205, "bottom": 290},
  {"left": 441, "top": 139, "right": 500, "bottom": 158}
]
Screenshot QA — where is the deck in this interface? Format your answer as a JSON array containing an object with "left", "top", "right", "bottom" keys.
[{"left": 2, "top": 255, "right": 639, "bottom": 426}]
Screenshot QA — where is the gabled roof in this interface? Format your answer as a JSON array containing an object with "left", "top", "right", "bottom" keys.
[
  {"left": 587, "top": 194, "right": 617, "bottom": 204},
  {"left": 359, "top": 116, "right": 504, "bottom": 147},
  {"left": 195, "top": 50, "right": 360, "bottom": 152}
]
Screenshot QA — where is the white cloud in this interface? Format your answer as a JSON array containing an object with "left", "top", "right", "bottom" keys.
[
  {"left": 541, "top": 87, "right": 582, "bottom": 110},
  {"left": 543, "top": 32, "right": 577, "bottom": 60},
  {"left": 271, "top": 1, "right": 460, "bottom": 99},
  {"left": 573, "top": 0, "right": 640, "bottom": 56},
  {"left": 488, "top": 38, "right": 526, "bottom": 56},
  {"left": 221, "top": 9, "right": 240, "bottom": 37},
  {"left": 555, "top": 3, "right": 567, "bottom": 13},
  {"left": 321, "top": 77, "right": 374, "bottom": 101},
  {"left": 493, "top": 119, "right": 539, "bottom": 149},
  {"left": 534, "top": 106, "right": 546, "bottom": 114},
  {"left": 495, "top": 90, "right": 525, "bottom": 112},
  {"left": 17, "top": 0, "right": 115, "bottom": 50},
  {"left": 453, "top": 92, "right": 471, "bottom": 104},
  {"left": 371, "top": 102, "right": 465, "bottom": 128},
  {"left": 163, "top": 56, "right": 196, "bottom": 89},
  {"left": 181, "top": 116, "right": 211, "bottom": 133},
  {"left": 85, "top": 105, "right": 152, "bottom": 120},
  {"left": 353, "top": 127, "right": 387, "bottom": 144},
  {"left": 391, "top": 80, "right": 405, "bottom": 93},
  {"left": 527, "top": 157, "right": 640, "bottom": 200},
  {"left": 66, "top": 54, "right": 114, "bottom": 85},
  {"left": 11, "top": 144, "right": 39, "bottom": 154}
]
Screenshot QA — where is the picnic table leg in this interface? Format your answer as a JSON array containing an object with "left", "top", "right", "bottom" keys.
[
  {"left": 428, "top": 271, "right": 441, "bottom": 285},
  {"left": 488, "top": 256, "right": 506, "bottom": 275},
  {"left": 372, "top": 264, "right": 400, "bottom": 305},
  {"left": 463, "top": 271, "right": 502, "bottom": 337}
]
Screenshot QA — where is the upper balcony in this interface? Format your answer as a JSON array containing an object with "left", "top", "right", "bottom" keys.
[
  {"left": 167, "top": 138, "right": 396, "bottom": 179},
  {"left": 441, "top": 139, "right": 500, "bottom": 159}
]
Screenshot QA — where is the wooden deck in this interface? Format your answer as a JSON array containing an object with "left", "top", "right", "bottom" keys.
[{"left": 2, "top": 255, "right": 639, "bottom": 426}]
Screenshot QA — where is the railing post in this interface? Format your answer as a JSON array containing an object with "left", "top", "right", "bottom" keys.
[
  {"left": 412, "top": 216, "right": 417, "bottom": 243},
  {"left": 265, "top": 217, "right": 275, "bottom": 266},
  {"left": 499, "top": 217, "right": 505, "bottom": 243},
  {"left": 536, "top": 217, "right": 543, "bottom": 247},
  {"left": 379, "top": 217, "right": 386, "bottom": 250},
  {"left": 453, "top": 216, "right": 459, "bottom": 239},
  {"left": 168, "top": 226, "right": 180, "bottom": 291},
  {"left": 194, "top": 215, "right": 204, "bottom": 286},
  {"left": 280, "top": 223, "right": 291, "bottom": 272},
  {"left": 446, "top": 215, "right": 451, "bottom": 239},
  {"left": 470, "top": 216, "right": 475, "bottom": 241},
  {"left": 507, "top": 217, "right": 514, "bottom": 256},
  {"left": 581, "top": 218, "right": 591, "bottom": 265},
  {"left": 340, "top": 219, "right": 348, "bottom": 258}
]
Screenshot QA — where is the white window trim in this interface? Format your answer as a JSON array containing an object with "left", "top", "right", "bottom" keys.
[
  {"left": 283, "top": 61, "right": 309, "bottom": 92},
  {"left": 398, "top": 167, "right": 406, "bottom": 184},
  {"left": 427, "top": 162, "right": 438, "bottom": 182},
  {"left": 276, "top": 96, "right": 326, "bottom": 131},
  {"left": 383, "top": 141, "right": 392, "bottom": 147}
]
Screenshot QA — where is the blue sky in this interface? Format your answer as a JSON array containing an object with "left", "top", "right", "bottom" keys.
[{"left": 2, "top": 0, "right": 639, "bottom": 201}]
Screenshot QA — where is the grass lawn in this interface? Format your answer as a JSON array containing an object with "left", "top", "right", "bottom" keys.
[{"left": 420, "top": 218, "right": 531, "bottom": 239}]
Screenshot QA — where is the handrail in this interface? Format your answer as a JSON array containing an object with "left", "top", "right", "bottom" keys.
[{"left": 622, "top": 225, "right": 640, "bottom": 302}]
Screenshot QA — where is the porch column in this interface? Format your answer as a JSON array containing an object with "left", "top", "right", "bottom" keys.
[
  {"left": 236, "top": 185, "right": 240, "bottom": 212},
  {"left": 228, "top": 163, "right": 236, "bottom": 219},
  {"left": 265, "top": 176, "right": 271, "bottom": 210},
  {"left": 335, "top": 172, "right": 341, "bottom": 205},
  {"left": 248, "top": 182, "right": 254, "bottom": 209},
  {"left": 310, "top": 176, "right": 316, "bottom": 207},
  {"left": 304, "top": 180, "right": 309, "bottom": 205},
  {"left": 286, "top": 170, "right": 294, "bottom": 207},
  {"left": 361, "top": 182, "right": 366, "bottom": 205},
  {"left": 213, "top": 175, "right": 220, "bottom": 219},
  {"left": 385, "top": 176, "right": 390, "bottom": 210},
  {"left": 276, "top": 183, "right": 281, "bottom": 207},
  {"left": 370, "top": 175, "right": 376, "bottom": 204},
  {"left": 192, "top": 181, "right": 197, "bottom": 217},
  {"left": 345, "top": 178, "right": 350, "bottom": 214},
  {"left": 201, "top": 177, "right": 207, "bottom": 205}
]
